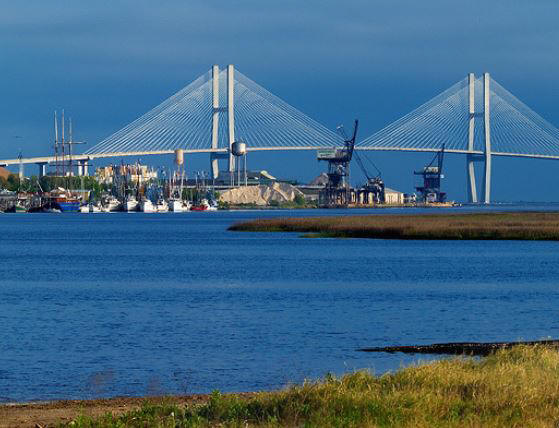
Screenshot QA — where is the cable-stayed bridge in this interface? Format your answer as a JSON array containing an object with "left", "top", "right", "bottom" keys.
[
  {"left": 357, "top": 73, "right": 559, "bottom": 202},
  {"left": 2, "top": 65, "right": 559, "bottom": 203},
  {"left": 83, "top": 65, "right": 343, "bottom": 179}
]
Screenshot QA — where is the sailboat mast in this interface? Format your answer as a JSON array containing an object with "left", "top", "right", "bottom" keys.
[
  {"left": 68, "top": 117, "right": 73, "bottom": 177},
  {"left": 61, "top": 109, "right": 65, "bottom": 177},
  {"left": 180, "top": 167, "right": 184, "bottom": 200},
  {"left": 54, "top": 111, "right": 59, "bottom": 177}
]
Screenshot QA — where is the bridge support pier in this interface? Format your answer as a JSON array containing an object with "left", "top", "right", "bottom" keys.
[
  {"left": 466, "top": 155, "right": 477, "bottom": 203},
  {"left": 37, "top": 162, "right": 47, "bottom": 177},
  {"left": 77, "top": 159, "right": 88, "bottom": 176},
  {"left": 210, "top": 152, "right": 229, "bottom": 180}
]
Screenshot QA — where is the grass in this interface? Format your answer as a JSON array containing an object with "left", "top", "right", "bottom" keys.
[
  {"left": 63, "top": 346, "right": 559, "bottom": 427},
  {"left": 228, "top": 212, "right": 559, "bottom": 240}
]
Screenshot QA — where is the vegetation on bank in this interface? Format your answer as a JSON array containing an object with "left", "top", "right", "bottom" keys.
[
  {"left": 1, "top": 174, "right": 106, "bottom": 195},
  {"left": 229, "top": 212, "right": 559, "bottom": 240},
  {"left": 64, "top": 346, "right": 559, "bottom": 427},
  {"left": 1, "top": 174, "right": 219, "bottom": 203}
]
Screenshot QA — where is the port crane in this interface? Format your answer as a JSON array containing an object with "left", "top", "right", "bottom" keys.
[
  {"left": 317, "top": 119, "right": 359, "bottom": 206},
  {"left": 414, "top": 144, "right": 446, "bottom": 203},
  {"left": 352, "top": 148, "right": 385, "bottom": 204}
]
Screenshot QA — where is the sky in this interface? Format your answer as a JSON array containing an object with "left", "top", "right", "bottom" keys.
[{"left": 1, "top": 0, "right": 559, "bottom": 201}]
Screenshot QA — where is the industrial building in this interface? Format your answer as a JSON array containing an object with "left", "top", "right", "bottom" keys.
[
  {"left": 384, "top": 188, "right": 405, "bottom": 205},
  {"left": 95, "top": 164, "right": 158, "bottom": 186}
]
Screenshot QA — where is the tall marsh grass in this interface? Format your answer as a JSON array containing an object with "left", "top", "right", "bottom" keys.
[
  {"left": 68, "top": 346, "right": 559, "bottom": 427},
  {"left": 229, "top": 212, "right": 559, "bottom": 240}
]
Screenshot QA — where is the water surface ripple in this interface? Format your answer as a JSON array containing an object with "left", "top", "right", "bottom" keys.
[{"left": 1, "top": 205, "right": 558, "bottom": 401}]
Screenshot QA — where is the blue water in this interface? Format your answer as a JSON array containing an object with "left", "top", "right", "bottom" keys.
[{"left": 2, "top": 205, "right": 559, "bottom": 402}]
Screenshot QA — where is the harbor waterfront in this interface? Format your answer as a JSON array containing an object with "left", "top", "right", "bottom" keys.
[{"left": 2, "top": 205, "right": 559, "bottom": 403}]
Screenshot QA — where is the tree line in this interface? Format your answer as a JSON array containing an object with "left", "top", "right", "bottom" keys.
[{"left": 0, "top": 174, "right": 107, "bottom": 196}]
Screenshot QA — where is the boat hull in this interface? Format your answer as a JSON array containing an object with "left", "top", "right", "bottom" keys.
[
  {"left": 169, "top": 200, "right": 184, "bottom": 212},
  {"left": 57, "top": 201, "right": 80, "bottom": 213},
  {"left": 156, "top": 204, "right": 169, "bottom": 212},
  {"left": 6, "top": 204, "right": 27, "bottom": 213},
  {"left": 140, "top": 201, "right": 155, "bottom": 213},
  {"left": 125, "top": 201, "right": 138, "bottom": 212},
  {"left": 104, "top": 202, "right": 121, "bottom": 212},
  {"left": 190, "top": 205, "right": 208, "bottom": 212}
]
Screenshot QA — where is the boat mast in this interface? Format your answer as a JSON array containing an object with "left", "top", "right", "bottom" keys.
[
  {"left": 54, "top": 111, "right": 59, "bottom": 177},
  {"left": 68, "top": 117, "right": 73, "bottom": 178},
  {"left": 136, "top": 160, "right": 140, "bottom": 199},
  {"left": 61, "top": 109, "right": 65, "bottom": 177},
  {"left": 180, "top": 168, "right": 185, "bottom": 200}
]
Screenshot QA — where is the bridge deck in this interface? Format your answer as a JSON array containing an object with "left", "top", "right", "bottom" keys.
[{"left": 3, "top": 146, "right": 559, "bottom": 167}]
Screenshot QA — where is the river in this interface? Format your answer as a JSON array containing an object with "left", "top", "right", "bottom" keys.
[{"left": 1, "top": 205, "right": 559, "bottom": 401}]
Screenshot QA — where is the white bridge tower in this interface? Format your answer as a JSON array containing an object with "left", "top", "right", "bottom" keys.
[
  {"left": 210, "top": 64, "right": 236, "bottom": 179},
  {"left": 466, "top": 72, "right": 492, "bottom": 204}
]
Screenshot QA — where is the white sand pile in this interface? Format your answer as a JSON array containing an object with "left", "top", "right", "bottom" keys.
[{"left": 219, "top": 182, "right": 304, "bottom": 205}]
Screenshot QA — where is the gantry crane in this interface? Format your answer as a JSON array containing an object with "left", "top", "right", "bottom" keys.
[
  {"left": 414, "top": 144, "right": 446, "bottom": 203},
  {"left": 317, "top": 119, "right": 358, "bottom": 206}
]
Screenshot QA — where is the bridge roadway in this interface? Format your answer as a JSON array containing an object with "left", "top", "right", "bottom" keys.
[{"left": 2, "top": 147, "right": 559, "bottom": 175}]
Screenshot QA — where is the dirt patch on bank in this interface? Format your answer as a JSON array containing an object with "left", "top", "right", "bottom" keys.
[{"left": 0, "top": 393, "right": 254, "bottom": 427}]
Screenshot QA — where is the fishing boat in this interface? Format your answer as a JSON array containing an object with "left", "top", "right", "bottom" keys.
[
  {"left": 191, "top": 198, "right": 218, "bottom": 212},
  {"left": 124, "top": 194, "right": 139, "bottom": 212},
  {"left": 155, "top": 198, "right": 168, "bottom": 212},
  {"left": 89, "top": 203, "right": 102, "bottom": 213},
  {"left": 191, "top": 199, "right": 209, "bottom": 211},
  {"left": 79, "top": 202, "right": 102, "bottom": 213},
  {"left": 6, "top": 202, "right": 27, "bottom": 213},
  {"left": 190, "top": 204, "right": 207, "bottom": 212},
  {"left": 43, "top": 188, "right": 80, "bottom": 213},
  {"left": 167, "top": 166, "right": 189, "bottom": 212},
  {"left": 168, "top": 198, "right": 184, "bottom": 212},
  {"left": 6, "top": 192, "right": 31, "bottom": 213},
  {"left": 207, "top": 199, "right": 218, "bottom": 211},
  {"left": 140, "top": 197, "right": 155, "bottom": 213},
  {"left": 101, "top": 195, "right": 121, "bottom": 212}
]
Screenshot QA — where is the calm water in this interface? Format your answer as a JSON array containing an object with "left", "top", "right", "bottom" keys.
[{"left": 2, "top": 205, "right": 559, "bottom": 402}]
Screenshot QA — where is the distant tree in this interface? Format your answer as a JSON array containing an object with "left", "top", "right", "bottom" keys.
[
  {"left": 294, "top": 194, "right": 305, "bottom": 206},
  {"left": 6, "top": 174, "right": 19, "bottom": 191}
]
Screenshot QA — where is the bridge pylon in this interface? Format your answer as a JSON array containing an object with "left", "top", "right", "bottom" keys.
[
  {"left": 466, "top": 73, "right": 478, "bottom": 203},
  {"left": 209, "top": 64, "right": 236, "bottom": 179},
  {"left": 466, "top": 72, "right": 492, "bottom": 204}
]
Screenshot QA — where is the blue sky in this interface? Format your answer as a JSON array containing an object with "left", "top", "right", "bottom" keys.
[{"left": 1, "top": 0, "right": 558, "bottom": 201}]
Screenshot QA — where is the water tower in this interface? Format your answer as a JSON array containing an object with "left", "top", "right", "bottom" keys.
[
  {"left": 231, "top": 140, "right": 247, "bottom": 186},
  {"left": 172, "top": 149, "right": 185, "bottom": 197}
]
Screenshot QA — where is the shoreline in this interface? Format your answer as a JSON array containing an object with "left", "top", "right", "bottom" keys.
[
  {"left": 229, "top": 211, "right": 559, "bottom": 240},
  {"left": 4, "top": 346, "right": 559, "bottom": 427}
]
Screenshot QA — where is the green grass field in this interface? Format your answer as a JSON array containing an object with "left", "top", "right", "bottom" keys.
[
  {"left": 229, "top": 212, "right": 559, "bottom": 240},
  {"left": 66, "top": 346, "right": 559, "bottom": 427}
]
